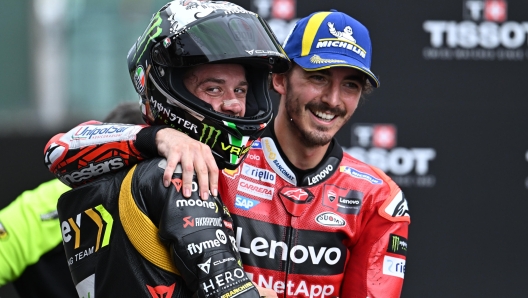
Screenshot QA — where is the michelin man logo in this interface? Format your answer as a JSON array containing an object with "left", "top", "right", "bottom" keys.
[{"left": 328, "top": 22, "right": 356, "bottom": 43}]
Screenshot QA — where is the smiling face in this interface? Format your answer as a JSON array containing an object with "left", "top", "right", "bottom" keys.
[
  {"left": 183, "top": 63, "right": 248, "bottom": 117},
  {"left": 274, "top": 64, "right": 365, "bottom": 147}
]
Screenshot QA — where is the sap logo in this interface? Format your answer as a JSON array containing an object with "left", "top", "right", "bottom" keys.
[
  {"left": 175, "top": 198, "right": 217, "bottom": 211},
  {"left": 235, "top": 195, "right": 260, "bottom": 210},
  {"left": 315, "top": 212, "right": 346, "bottom": 227},
  {"left": 242, "top": 163, "right": 276, "bottom": 184},
  {"left": 60, "top": 158, "right": 125, "bottom": 184},
  {"left": 383, "top": 255, "right": 405, "bottom": 279},
  {"left": 236, "top": 227, "right": 342, "bottom": 265}
]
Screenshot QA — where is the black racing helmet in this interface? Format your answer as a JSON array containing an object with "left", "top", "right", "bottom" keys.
[{"left": 127, "top": 1, "right": 290, "bottom": 170}]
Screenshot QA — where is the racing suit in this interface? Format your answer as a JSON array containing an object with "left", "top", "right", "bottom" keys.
[
  {"left": 45, "top": 120, "right": 410, "bottom": 298},
  {"left": 46, "top": 123, "right": 260, "bottom": 298}
]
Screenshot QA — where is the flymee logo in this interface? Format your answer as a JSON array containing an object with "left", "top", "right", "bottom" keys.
[
  {"left": 423, "top": 0, "right": 528, "bottom": 61},
  {"left": 343, "top": 123, "right": 436, "bottom": 188}
]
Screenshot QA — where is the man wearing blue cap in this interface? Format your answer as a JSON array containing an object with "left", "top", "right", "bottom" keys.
[{"left": 46, "top": 8, "right": 409, "bottom": 298}]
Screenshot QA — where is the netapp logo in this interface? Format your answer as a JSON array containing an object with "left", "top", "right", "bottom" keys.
[
  {"left": 423, "top": 0, "right": 528, "bottom": 61},
  {"left": 59, "top": 157, "right": 124, "bottom": 184}
]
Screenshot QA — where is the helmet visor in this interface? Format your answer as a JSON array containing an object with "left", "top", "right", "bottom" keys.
[{"left": 152, "top": 13, "right": 288, "bottom": 72}]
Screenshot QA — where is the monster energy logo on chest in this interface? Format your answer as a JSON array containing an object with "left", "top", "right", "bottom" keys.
[{"left": 199, "top": 123, "right": 248, "bottom": 163}]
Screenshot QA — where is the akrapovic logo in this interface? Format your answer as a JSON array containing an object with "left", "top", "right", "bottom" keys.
[
  {"left": 59, "top": 158, "right": 125, "bottom": 184},
  {"left": 183, "top": 216, "right": 222, "bottom": 228}
]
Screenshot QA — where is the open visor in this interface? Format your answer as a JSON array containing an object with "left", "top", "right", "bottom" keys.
[{"left": 151, "top": 13, "right": 289, "bottom": 73}]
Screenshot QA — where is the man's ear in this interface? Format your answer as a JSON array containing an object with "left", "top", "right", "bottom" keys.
[{"left": 271, "top": 73, "right": 287, "bottom": 95}]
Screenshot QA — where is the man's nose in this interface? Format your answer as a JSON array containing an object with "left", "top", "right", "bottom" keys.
[
  {"left": 220, "top": 98, "right": 243, "bottom": 116},
  {"left": 321, "top": 82, "right": 341, "bottom": 107}
]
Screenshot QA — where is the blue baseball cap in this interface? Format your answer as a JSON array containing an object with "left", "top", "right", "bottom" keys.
[{"left": 282, "top": 9, "right": 380, "bottom": 87}]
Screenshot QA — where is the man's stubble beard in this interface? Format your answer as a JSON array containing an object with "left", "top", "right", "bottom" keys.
[{"left": 284, "top": 88, "right": 350, "bottom": 148}]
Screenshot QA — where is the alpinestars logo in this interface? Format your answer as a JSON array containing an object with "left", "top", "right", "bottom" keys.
[
  {"left": 280, "top": 188, "right": 313, "bottom": 203},
  {"left": 198, "top": 257, "right": 212, "bottom": 274},
  {"left": 59, "top": 157, "right": 125, "bottom": 185}
]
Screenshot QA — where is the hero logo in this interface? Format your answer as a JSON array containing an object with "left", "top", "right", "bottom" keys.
[
  {"left": 202, "top": 269, "right": 251, "bottom": 295},
  {"left": 187, "top": 230, "right": 226, "bottom": 255},
  {"left": 236, "top": 227, "right": 341, "bottom": 265},
  {"left": 383, "top": 255, "right": 405, "bottom": 279},
  {"left": 344, "top": 123, "right": 436, "bottom": 188},
  {"left": 59, "top": 157, "right": 125, "bottom": 184},
  {"left": 423, "top": 0, "right": 528, "bottom": 61},
  {"left": 315, "top": 212, "right": 346, "bottom": 227},
  {"left": 242, "top": 163, "right": 276, "bottom": 184}
]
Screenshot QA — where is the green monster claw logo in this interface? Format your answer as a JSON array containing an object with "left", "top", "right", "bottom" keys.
[
  {"left": 389, "top": 234, "right": 407, "bottom": 256},
  {"left": 200, "top": 124, "right": 222, "bottom": 148},
  {"left": 133, "top": 12, "right": 163, "bottom": 64}
]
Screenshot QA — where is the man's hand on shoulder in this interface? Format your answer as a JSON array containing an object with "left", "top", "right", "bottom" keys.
[{"left": 156, "top": 128, "right": 218, "bottom": 200}]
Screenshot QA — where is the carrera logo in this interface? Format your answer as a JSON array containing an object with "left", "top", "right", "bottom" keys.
[
  {"left": 242, "top": 163, "right": 276, "bottom": 184},
  {"left": 59, "top": 157, "right": 125, "bottom": 184},
  {"left": 237, "top": 178, "right": 274, "bottom": 200},
  {"left": 315, "top": 212, "right": 346, "bottom": 227}
]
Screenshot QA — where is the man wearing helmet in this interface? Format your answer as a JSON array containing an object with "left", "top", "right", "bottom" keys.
[
  {"left": 44, "top": 1, "right": 288, "bottom": 297},
  {"left": 45, "top": 4, "right": 410, "bottom": 298}
]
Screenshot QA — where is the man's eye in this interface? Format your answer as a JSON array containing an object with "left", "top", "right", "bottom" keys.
[
  {"left": 310, "top": 75, "right": 325, "bottom": 81},
  {"left": 207, "top": 87, "right": 221, "bottom": 93},
  {"left": 234, "top": 88, "right": 247, "bottom": 94}
]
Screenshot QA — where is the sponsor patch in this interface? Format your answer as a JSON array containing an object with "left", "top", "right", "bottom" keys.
[
  {"left": 237, "top": 178, "right": 274, "bottom": 200},
  {"left": 242, "top": 163, "right": 276, "bottom": 184},
  {"left": 234, "top": 194, "right": 260, "bottom": 211},
  {"left": 383, "top": 255, "right": 405, "bottom": 279},
  {"left": 315, "top": 212, "right": 346, "bottom": 227},
  {"left": 146, "top": 283, "right": 175, "bottom": 298},
  {"left": 339, "top": 166, "right": 383, "bottom": 184},
  {"left": 251, "top": 140, "right": 262, "bottom": 149},
  {"left": 278, "top": 187, "right": 314, "bottom": 217},
  {"left": 223, "top": 167, "right": 240, "bottom": 179},
  {"left": 134, "top": 66, "right": 146, "bottom": 94},
  {"left": 322, "top": 184, "right": 363, "bottom": 215},
  {"left": 261, "top": 137, "right": 297, "bottom": 185},
  {"left": 387, "top": 234, "right": 407, "bottom": 256}
]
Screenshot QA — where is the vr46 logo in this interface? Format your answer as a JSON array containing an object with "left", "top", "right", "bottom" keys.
[{"left": 200, "top": 124, "right": 248, "bottom": 157}]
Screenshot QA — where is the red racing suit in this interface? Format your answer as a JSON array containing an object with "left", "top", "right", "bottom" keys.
[{"left": 45, "top": 120, "right": 410, "bottom": 298}]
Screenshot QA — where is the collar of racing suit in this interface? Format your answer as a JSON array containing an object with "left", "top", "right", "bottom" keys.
[{"left": 262, "top": 118, "right": 343, "bottom": 187}]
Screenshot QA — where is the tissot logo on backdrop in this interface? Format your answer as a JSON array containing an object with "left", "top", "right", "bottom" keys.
[
  {"left": 343, "top": 123, "right": 437, "bottom": 188},
  {"left": 423, "top": 0, "right": 528, "bottom": 61}
]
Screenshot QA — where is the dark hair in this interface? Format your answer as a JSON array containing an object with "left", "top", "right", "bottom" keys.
[{"left": 103, "top": 102, "right": 145, "bottom": 124}]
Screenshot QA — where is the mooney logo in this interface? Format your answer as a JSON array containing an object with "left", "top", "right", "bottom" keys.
[{"left": 176, "top": 198, "right": 217, "bottom": 211}]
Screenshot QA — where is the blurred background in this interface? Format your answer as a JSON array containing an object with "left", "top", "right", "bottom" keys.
[{"left": 1, "top": 0, "right": 527, "bottom": 297}]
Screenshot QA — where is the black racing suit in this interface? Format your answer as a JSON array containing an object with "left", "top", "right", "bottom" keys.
[{"left": 57, "top": 157, "right": 258, "bottom": 297}]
